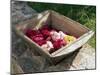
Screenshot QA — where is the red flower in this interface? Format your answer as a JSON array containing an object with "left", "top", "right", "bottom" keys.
[
  {"left": 41, "top": 29, "right": 50, "bottom": 37},
  {"left": 46, "top": 36, "right": 51, "bottom": 41},
  {"left": 36, "top": 40, "right": 46, "bottom": 46},
  {"left": 40, "top": 25, "right": 51, "bottom": 37},
  {"left": 25, "top": 29, "right": 34, "bottom": 37},
  {"left": 53, "top": 39, "right": 66, "bottom": 50},
  {"left": 25, "top": 25, "right": 68, "bottom": 52},
  {"left": 31, "top": 34, "right": 44, "bottom": 42},
  {"left": 25, "top": 28, "right": 40, "bottom": 37}
]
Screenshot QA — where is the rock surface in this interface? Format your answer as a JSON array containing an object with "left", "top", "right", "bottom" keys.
[{"left": 11, "top": 1, "right": 96, "bottom": 74}]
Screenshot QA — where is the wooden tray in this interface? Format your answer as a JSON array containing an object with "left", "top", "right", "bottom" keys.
[{"left": 14, "top": 10, "right": 94, "bottom": 64}]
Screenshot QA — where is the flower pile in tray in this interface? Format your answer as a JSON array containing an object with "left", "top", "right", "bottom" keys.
[{"left": 25, "top": 25, "right": 77, "bottom": 54}]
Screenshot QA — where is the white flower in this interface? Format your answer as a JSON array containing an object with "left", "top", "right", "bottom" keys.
[
  {"left": 41, "top": 41, "right": 53, "bottom": 51},
  {"left": 41, "top": 44, "right": 48, "bottom": 50},
  {"left": 59, "top": 31, "right": 66, "bottom": 39},
  {"left": 50, "top": 31, "right": 60, "bottom": 41},
  {"left": 47, "top": 41, "right": 53, "bottom": 49}
]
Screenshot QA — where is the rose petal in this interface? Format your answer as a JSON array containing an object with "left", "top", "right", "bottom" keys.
[
  {"left": 25, "top": 29, "right": 34, "bottom": 37},
  {"left": 31, "top": 35, "right": 44, "bottom": 42},
  {"left": 53, "top": 39, "right": 66, "bottom": 50},
  {"left": 41, "top": 29, "right": 50, "bottom": 37},
  {"left": 25, "top": 29, "right": 40, "bottom": 37},
  {"left": 37, "top": 40, "right": 46, "bottom": 46},
  {"left": 46, "top": 36, "right": 51, "bottom": 41}
]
